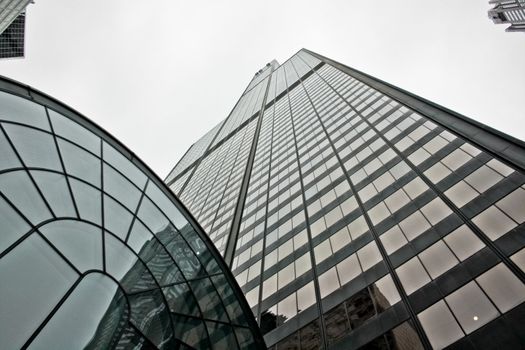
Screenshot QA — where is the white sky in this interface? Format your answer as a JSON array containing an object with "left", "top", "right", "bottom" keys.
[{"left": 1, "top": 0, "right": 524, "bottom": 179}]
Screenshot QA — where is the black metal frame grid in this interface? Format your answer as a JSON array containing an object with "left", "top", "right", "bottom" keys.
[{"left": 0, "top": 75, "right": 266, "bottom": 349}]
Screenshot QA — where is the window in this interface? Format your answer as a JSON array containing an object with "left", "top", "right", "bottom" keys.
[
  {"left": 420, "top": 198, "right": 452, "bottom": 225},
  {"left": 399, "top": 211, "right": 431, "bottom": 241},
  {"left": 336, "top": 254, "right": 362, "bottom": 285},
  {"left": 496, "top": 188, "right": 525, "bottom": 224},
  {"left": 418, "top": 300, "right": 464, "bottom": 349},
  {"left": 443, "top": 225, "right": 485, "bottom": 261},
  {"left": 418, "top": 241, "right": 459, "bottom": 279},
  {"left": 445, "top": 180, "right": 478, "bottom": 208},
  {"left": 396, "top": 257, "right": 431, "bottom": 295},
  {"left": 445, "top": 281, "right": 499, "bottom": 334},
  {"left": 357, "top": 241, "right": 382, "bottom": 271},
  {"left": 464, "top": 165, "right": 503, "bottom": 193},
  {"left": 380, "top": 225, "right": 408, "bottom": 255},
  {"left": 424, "top": 162, "right": 451, "bottom": 184},
  {"left": 319, "top": 267, "right": 340, "bottom": 298},
  {"left": 476, "top": 263, "right": 525, "bottom": 313},
  {"left": 472, "top": 206, "right": 517, "bottom": 241}
]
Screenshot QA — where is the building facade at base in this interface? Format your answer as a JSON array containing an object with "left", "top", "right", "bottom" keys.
[
  {"left": 0, "top": 76, "right": 265, "bottom": 349},
  {"left": 166, "top": 49, "right": 525, "bottom": 349}
]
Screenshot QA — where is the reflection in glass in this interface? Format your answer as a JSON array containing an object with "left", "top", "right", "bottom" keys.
[
  {"left": 105, "top": 233, "right": 156, "bottom": 293},
  {"left": 206, "top": 321, "right": 238, "bottom": 348},
  {"left": 190, "top": 278, "right": 229, "bottom": 323},
  {"left": 163, "top": 282, "right": 201, "bottom": 317},
  {"left": 128, "top": 289, "right": 174, "bottom": 348},
  {"left": 171, "top": 314, "right": 209, "bottom": 348}
]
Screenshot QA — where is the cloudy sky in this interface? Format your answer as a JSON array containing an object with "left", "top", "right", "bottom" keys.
[{"left": 1, "top": 0, "right": 524, "bottom": 179}]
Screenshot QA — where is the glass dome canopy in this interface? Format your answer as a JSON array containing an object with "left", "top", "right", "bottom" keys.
[{"left": 0, "top": 76, "right": 266, "bottom": 349}]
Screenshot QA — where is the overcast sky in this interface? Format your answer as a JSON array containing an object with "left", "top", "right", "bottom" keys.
[{"left": 1, "top": 0, "right": 523, "bottom": 179}]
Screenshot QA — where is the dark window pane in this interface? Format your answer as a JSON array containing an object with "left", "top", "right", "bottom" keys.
[
  {"left": 206, "top": 321, "right": 239, "bottom": 349},
  {"left": 276, "top": 329, "right": 299, "bottom": 350},
  {"left": 171, "top": 314, "right": 209, "bottom": 349},
  {"left": 128, "top": 289, "right": 174, "bottom": 348},
  {"left": 211, "top": 275, "right": 247, "bottom": 325},
  {"left": 190, "top": 278, "right": 229, "bottom": 323},
  {"left": 162, "top": 282, "right": 201, "bottom": 317},
  {"left": 299, "top": 319, "right": 321, "bottom": 350},
  {"left": 324, "top": 303, "right": 351, "bottom": 345},
  {"left": 346, "top": 288, "right": 376, "bottom": 329}
]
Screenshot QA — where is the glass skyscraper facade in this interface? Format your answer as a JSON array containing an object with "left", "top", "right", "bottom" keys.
[
  {"left": 0, "top": 0, "right": 33, "bottom": 58},
  {"left": 0, "top": 76, "right": 265, "bottom": 349},
  {"left": 166, "top": 49, "right": 525, "bottom": 349}
]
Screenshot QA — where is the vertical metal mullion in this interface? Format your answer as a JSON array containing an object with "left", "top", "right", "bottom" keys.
[
  {"left": 223, "top": 68, "right": 274, "bottom": 268},
  {"left": 290, "top": 58, "right": 432, "bottom": 349},
  {"left": 100, "top": 139, "right": 106, "bottom": 272},
  {"left": 282, "top": 65, "right": 329, "bottom": 350},
  {"left": 256, "top": 100, "right": 277, "bottom": 324},
  {"left": 45, "top": 107, "right": 81, "bottom": 218},
  {"left": 124, "top": 179, "right": 149, "bottom": 243},
  {"left": 207, "top": 120, "right": 254, "bottom": 257}
]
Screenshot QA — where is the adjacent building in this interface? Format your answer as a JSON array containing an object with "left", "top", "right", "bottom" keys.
[
  {"left": 0, "top": 0, "right": 33, "bottom": 58},
  {"left": 166, "top": 49, "right": 525, "bottom": 349},
  {"left": 488, "top": 0, "right": 525, "bottom": 33},
  {"left": 0, "top": 76, "right": 265, "bottom": 349}
]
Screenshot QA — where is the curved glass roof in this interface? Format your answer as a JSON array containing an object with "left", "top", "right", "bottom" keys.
[{"left": 0, "top": 76, "right": 265, "bottom": 349}]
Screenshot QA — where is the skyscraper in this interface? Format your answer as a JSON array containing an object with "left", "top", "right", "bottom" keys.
[
  {"left": 0, "top": 0, "right": 33, "bottom": 58},
  {"left": 166, "top": 49, "right": 525, "bottom": 349},
  {"left": 0, "top": 75, "right": 265, "bottom": 349},
  {"left": 488, "top": 0, "right": 525, "bottom": 33}
]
